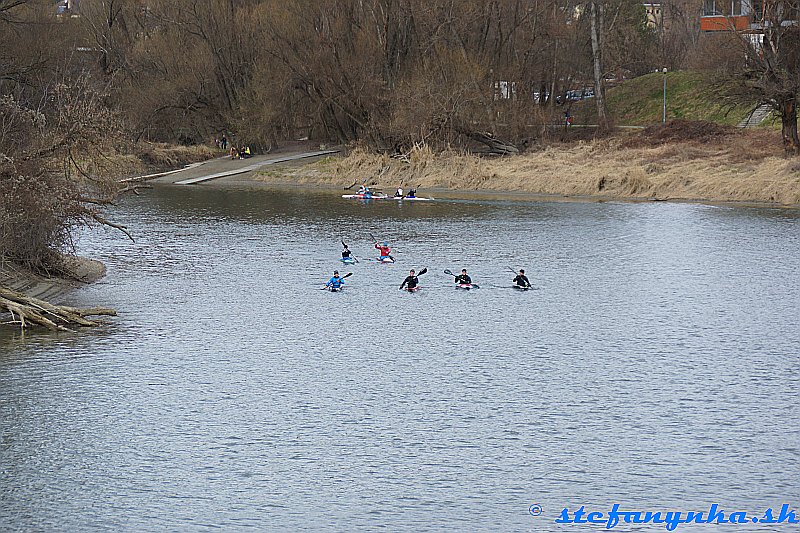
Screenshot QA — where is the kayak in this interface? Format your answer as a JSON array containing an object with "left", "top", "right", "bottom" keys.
[
  {"left": 326, "top": 286, "right": 344, "bottom": 292},
  {"left": 342, "top": 193, "right": 389, "bottom": 200},
  {"left": 513, "top": 285, "right": 529, "bottom": 291},
  {"left": 456, "top": 283, "right": 475, "bottom": 290},
  {"left": 340, "top": 257, "right": 357, "bottom": 264},
  {"left": 379, "top": 256, "right": 395, "bottom": 263},
  {"left": 404, "top": 286, "right": 421, "bottom": 292},
  {"left": 390, "top": 196, "right": 435, "bottom": 201}
]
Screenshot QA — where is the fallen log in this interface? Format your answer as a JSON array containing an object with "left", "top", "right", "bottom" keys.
[
  {"left": 464, "top": 131, "right": 519, "bottom": 155},
  {"left": 0, "top": 286, "right": 116, "bottom": 331}
]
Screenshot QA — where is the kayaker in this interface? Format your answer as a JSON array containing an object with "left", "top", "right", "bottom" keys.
[
  {"left": 394, "top": 186, "right": 404, "bottom": 198},
  {"left": 341, "top": 245, "right": 352, "bottom": 259},
  {"left": 375, "top": 241, "right": 391, "bottom": 259},
  {"left": 326, "top": 271, "right": 345, "bottom": 290},
  {"left": 454, "top": 269, "right": 472, "bottom": 285},
  {"left": 400, "top": 269, "right": 419, "bottom": 290},
  {"left": 406, "top": 188, "right": 417, "bottom": 198},
  {"left": 513, "top": 269, "right": 531, "bottom": 288},
  {"left": 358, "top": 184, "right": 371, "bottom": 197}
]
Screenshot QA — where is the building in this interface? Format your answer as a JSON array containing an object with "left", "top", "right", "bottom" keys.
[
  {"left": 644, "top": 2, "right": 664, "bottom": 28},
  {"left": 701, "top": 0, "right": 763, "bottom": 31}
]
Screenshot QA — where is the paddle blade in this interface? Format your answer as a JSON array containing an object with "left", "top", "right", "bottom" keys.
[
  {"left": 369, "top": 232, "right": 377, "bottom": 243},
  {"left": 343, "top": 272, "right": 354, "bottom": 278},
  {"left": 418, "top": 268, "right": 427, "bottom": 276},
  {"left": 443, "top": 269, "right": 453, "bottom": 276}
]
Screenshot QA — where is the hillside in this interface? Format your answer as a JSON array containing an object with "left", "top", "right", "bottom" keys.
[{"left": 570, "top": 71, "right": 764, "bottom": 127}]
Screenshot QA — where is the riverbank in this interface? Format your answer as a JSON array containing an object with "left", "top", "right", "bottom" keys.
[
  {"left": 253, "top": 123, "right": 800, "bottom": 207},
  {"left": 0, "top": 256, "right": 105, "bottom": 304}
]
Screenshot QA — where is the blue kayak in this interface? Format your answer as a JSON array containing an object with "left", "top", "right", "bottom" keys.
[{"left": 340, "top": 257, "right": 356, "bottom": 264}]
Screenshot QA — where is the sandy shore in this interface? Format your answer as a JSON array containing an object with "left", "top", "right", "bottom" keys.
[
  {"left": 252, "top": 127, "right": 800, "bottom": 208},
  {"left": 0, "top": 256, "right": 106, "bottom": 304}
]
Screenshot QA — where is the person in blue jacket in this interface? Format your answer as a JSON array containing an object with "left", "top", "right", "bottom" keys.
[{"left": 326, "top": 271, "right": 345, "bottom": 290}]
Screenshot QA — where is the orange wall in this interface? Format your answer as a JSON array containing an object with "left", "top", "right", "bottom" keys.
[{"left": 700, "top": 15, "right": 750, "bottom": 31}]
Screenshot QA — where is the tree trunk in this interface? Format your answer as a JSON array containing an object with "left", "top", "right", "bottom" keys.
[
  {"left": 589, "top": 0, "right": 609, "bottom": 132},
  {"left": 780, "top": 97, "right": 800, "bottom": 154},
  {"left": 0, "top": 286, "right": 116, "bottom": 331},
  {"left": 458, "top": 129, "right": 519, "bottom": 155}
]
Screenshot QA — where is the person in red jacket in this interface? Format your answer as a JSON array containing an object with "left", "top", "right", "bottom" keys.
[{"left": 375, "top": 241, "right": 391, "bottom": 260}]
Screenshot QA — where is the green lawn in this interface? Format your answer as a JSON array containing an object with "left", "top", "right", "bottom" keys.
[{"left": 571, "top": 71, "right": 759, "bottom": 127}]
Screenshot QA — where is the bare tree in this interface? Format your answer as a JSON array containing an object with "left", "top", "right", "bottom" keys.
[
  {"left": 588, "top": 0, "right": 610, "bottom": 131},
  {"left": 715, "top": 0, "right": 800, "bottom": 152}
]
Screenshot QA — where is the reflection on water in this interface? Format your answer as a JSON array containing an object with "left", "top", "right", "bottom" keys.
[{"left": 2, "top": 187, "right": 799, "bottom": 531}]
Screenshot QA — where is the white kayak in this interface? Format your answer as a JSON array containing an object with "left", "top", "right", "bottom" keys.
[
  {"left": 342, "top": 194, "right": 389, "bottom": 200},
  {"left": 389, "top": 196, "right": 435, "bottom": 201}
]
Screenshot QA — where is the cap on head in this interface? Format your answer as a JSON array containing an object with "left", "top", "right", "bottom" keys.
[
  {"left": 461, "top": 269, "right": 467, "bottom": 273},
  {"left": 520, "top": 269, "right": 525, "bottom": 274},
  {"left": 410, "top": 269, "right": 415, "bottom": 274},
  {"left": 383, "top": 241, "right": 388, "bottom": 246},
  {"left": 333, "top": 270, "right": 339, "bottom": 275}
]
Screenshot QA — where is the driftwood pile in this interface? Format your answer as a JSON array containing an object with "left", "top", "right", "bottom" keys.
[{"left": 0, "top": 286, "right": 116, "bottom": 331}]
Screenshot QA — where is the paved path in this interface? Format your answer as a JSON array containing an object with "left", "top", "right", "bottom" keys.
[{"left": 152, "top": 150, "right": 339, "bottom": 185}]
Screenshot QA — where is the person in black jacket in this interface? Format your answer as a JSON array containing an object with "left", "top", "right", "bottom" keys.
[
  {"left": 513, "top": 269, "right": 531, "bottom": 288},
  {"left": 454, "top": 269, "right": 471, "bottom": 285},
  {"left": 400, "top": 269, "right": 419, "bottom": 290}
]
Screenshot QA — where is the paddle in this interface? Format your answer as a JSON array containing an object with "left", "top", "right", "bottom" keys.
[
  {"left": 369, "top": 232, "right": 395, "bottom": 262},
  {"left": 341, "top": 240, "right": 359, "bottom": 263},
  {"left": 321, "top": 272, "right": 353, "bottom": 290},
  {"left": 399, "top": 267, "right": 427, "bottom": 290},
  {"left": 444, "top": 269, "right": 479, "bottom": 288}
]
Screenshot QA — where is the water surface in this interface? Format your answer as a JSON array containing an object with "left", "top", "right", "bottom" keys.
[{"left": 2, "top": 187, "right": 799, "bottom": 531}]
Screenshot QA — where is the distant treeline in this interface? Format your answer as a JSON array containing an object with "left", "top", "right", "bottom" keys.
[{"left": 1, "top": 0, "right": 700, "bottom": 151}]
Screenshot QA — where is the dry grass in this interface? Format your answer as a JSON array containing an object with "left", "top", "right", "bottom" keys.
[
  {"left": 256, "top": 127, "right": 800, "bottom": 206},
  {"left": 135, "top": 142, "right": 218, "bottom": 169}
]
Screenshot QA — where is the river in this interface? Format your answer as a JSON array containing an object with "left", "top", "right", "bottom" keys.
[{"left": 1, "top": 186, "right": 799, "bottom": 531}]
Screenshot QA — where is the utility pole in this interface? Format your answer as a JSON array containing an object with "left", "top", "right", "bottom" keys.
[{"left": 662, "top": 67, "right": 668, "bottom": 124}]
